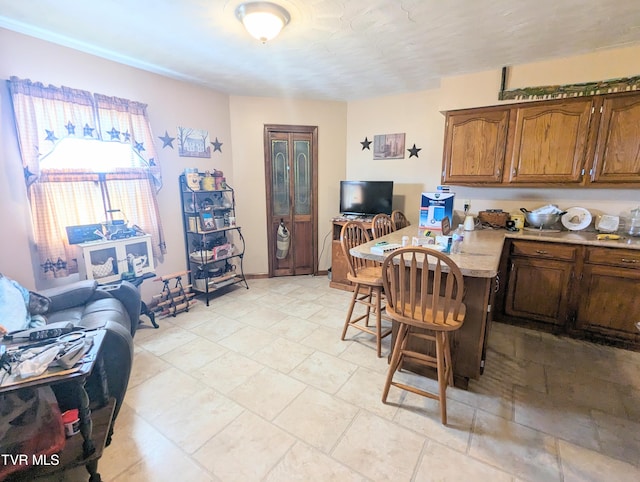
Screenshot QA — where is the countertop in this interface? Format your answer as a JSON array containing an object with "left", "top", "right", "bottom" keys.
[{"left": 350, "top": 226, "right": 640, "bottom": 279}]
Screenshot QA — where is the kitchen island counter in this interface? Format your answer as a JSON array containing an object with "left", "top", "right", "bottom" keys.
[
  {"left": 349, "top": 225, "right": 640, "bottom": 386},
  {"left": 350, "top": 226, "right": 503, "bottom": 388}
]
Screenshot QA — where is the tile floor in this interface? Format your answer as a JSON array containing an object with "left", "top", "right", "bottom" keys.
[{"left": 52, "top": 275, "right": 639, "bottom": 481}]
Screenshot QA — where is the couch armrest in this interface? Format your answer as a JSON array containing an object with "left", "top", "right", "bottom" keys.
[
  {"left": 96, "top": 281, "right": 141, "bottom": 337},
  {"left": 40, "top": 280, "right": 99, "bottom": 313}
]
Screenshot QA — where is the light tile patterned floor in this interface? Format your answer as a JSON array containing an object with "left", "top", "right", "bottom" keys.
[{"left": 49, "top": 275, "right": 640, "bottom": 481}]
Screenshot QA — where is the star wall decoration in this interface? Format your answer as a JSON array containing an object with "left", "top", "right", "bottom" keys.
[
  {"left": 134, "top": 141, "right": 145, "bottom": 153},
  {"left": 360, "top": 137, "right": 372, "bottom": 150},
  {"left": 122, "top": 131, "right": 131, "bottom": 142},
  {"left": 408, "top": 144, "right": 422, "bottom": 158},
  {"left": 158, "top": 131, "right": 175, "bottom": 148},
  {"left": 211, "top": 137, "right": 223, "bottom": 153}
]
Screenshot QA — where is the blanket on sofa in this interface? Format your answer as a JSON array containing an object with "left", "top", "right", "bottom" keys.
[{"left": 0, "top": 274, "right": 47, "bottom": 334}]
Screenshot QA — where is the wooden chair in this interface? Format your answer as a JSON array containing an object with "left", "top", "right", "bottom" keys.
[
  {"left": 371, "top": 213, "right": 395, "bottom": 239},
  {"left": 391, "top": 210, "right": 410, "bottom": 230},
  {"left": 381, "top": 247, "right": 466, "bottom": 425},
  {"left": 340, "top": 222, "right": 392, "bottom": 357}
]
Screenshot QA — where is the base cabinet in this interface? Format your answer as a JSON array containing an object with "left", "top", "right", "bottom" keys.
[
  {"left": 497, "top": 240, "right": 640, "bottom": 348},
  {"left": 77, "top": 235, "right": 154, "bottom": 284},
  {"left": 329, "top": 219, "right": 372, "bottom": 291},
  {"left": 574, "top": 248, "right": 640, "bottom": 341},
  {"left": 504, "top": 257, "right": 574, "bottom": 327}
]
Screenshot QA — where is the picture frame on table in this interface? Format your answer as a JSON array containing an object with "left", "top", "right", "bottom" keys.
[{"left": 198, "top": 208, "right": 215, "bottom": 232}]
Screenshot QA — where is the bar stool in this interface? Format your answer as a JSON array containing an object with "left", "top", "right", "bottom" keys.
[
  {"left": 340, "top": 221, "right": 392, "bottom": 357},
  {"left": 371, "top": 213, "right": 395, "bottom": 239},
  {"left": 381, "top": 247, "right": 466, "bottom": 424}
]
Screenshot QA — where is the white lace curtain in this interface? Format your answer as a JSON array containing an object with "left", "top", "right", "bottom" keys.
[{"left": 8, "top": 77, "right": 166, "bottom": 279}]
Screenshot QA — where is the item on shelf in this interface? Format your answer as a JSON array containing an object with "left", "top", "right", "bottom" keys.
[
  {"left": 211, "top": 243, "right": 232, "bottom": 260},
  {"left": 214, "top": 216, "right": 225, "bottom": 229},
  {"left": 201, "top": 171, "right": 215, "bottom": 190},
  {"left": 184, "top": 168, "right": 200, "bottom": 190},
  {"left": 127, "top": 254, "right": 148, "bottom": 276},
  {"left": 92, "top": 257, "right": 114, "bottom": 278},
  {"left": 190, "top": 250, "right": 214, "bottom": 262}
]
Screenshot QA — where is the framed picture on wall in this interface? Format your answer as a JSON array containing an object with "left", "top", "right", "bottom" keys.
[{"left": 373, "top": 133, "right": 406, "bottom": 159}]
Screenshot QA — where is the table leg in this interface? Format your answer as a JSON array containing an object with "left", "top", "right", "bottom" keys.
[
  {"left": 141, "top": 301, "right": 159, "bottom": 328},
  {"left": 76, "top": 381, "right": 102, "bottom": 481}
]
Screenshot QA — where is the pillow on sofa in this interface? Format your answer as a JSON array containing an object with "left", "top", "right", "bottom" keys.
[{"left": 0, "top": 274, "right": 48, "bottom": 334}]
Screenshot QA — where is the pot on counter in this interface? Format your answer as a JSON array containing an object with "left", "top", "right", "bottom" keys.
[{"left": 520, "top": 208, "right": 564, "bottom": 229}]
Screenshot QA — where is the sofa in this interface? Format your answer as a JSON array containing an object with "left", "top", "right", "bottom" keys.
[
  {"left": 41, "top": 279, "right": 139, "bottom": 410},
  {"left": 1, "top": 279, "right": 140, "bottom": 481},
  {"left": 41, "top": 279, "right": 141, "bottom": 338}
]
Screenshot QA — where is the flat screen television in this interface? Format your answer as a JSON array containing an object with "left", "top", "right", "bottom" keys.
[{"left": 339, "top": 180, "right": 393, "bottom": 216}]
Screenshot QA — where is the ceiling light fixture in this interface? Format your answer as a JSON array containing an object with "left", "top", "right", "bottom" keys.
[{"left": 235, "top": 2, "right": 290, "bottom": 43}]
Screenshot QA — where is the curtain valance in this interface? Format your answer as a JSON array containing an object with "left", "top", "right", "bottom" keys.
[{"left": 8, "top": 76, "right": 161, "bottom": 189}]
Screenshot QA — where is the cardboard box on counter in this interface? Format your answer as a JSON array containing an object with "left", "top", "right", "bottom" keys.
[{"left": 419, "top": 188, "right": 454, "bottom": 231}]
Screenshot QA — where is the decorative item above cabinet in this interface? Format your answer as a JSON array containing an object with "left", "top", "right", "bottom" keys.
[{"left": 441, "top": 90, "right": 640, "bottom": 187}]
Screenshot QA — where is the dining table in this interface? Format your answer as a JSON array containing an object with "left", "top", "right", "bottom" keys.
[{"left": 349, "top": 225, "right": 505, "bottom": 388}]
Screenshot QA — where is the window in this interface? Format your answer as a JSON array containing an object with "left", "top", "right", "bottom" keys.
[{"left": 8, "top": 77, "right": 166, "bottom": 279}]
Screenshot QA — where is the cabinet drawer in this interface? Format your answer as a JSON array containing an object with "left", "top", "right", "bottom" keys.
[
  {"left": 511, "top": 241, "right": 577, "bottom": 261},
  {"left": 586, "top": 247, "right": 640, "bottom": 267}
]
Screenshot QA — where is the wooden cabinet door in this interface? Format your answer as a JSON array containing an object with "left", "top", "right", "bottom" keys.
[
  {"left": 504, "top": 256, "right": 574, "bottom": 326},
  {"left": 442, "top": 108, "right": 509, "bottom": 184},
  {"left": 265, "top": 126, "right": 318, "bottom": 277},
  {"left": 575, "top": 263, "right": 640, "bottom": 340},
  {"left": 590, "top": 93, "right": 640, "bottom": 183},
  {"left": 507, "top": 99, "right": 593, "bottom": 183}
]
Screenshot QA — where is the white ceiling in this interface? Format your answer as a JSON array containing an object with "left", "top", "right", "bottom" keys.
[{"left": 2, "top": 0, "right": 640, "bottom": 101}]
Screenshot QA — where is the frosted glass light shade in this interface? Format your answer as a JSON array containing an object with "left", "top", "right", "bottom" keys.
[{"left": 236, "top": 2, "right": 290, "bottom": 42}]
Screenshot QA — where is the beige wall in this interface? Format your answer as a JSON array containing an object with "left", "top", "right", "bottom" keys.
[
  {"left": 1, "top": 26, "right": 639, "bottom": 295},
  {"left": 0, "top": 27, "right": 347, "bottom": 297},
  {"left": 0, "top": 28, "right": 233, "bottom": 300},
  {"left": 345, "top": 44, "right": 640, "bottom": 226},
  {"left": 229, "top": 96, "right": 347, "bottom": 273}
]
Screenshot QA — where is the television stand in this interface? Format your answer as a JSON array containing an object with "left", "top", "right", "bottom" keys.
[{"left": 329, "top": 217, "right": 373, "bottom": 291}]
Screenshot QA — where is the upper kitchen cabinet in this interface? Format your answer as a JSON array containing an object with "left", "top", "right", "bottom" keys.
[
  {"left": 441, "top": 91, "right": 640, "bottom": 187},
  {"left": 590, "top": 92, "right": 640, "bottom": 184},
  {"left": 442, "top": 107, "right": 509, "bottom": 184},
  {"left": 507, "top": 98, "right": 592, "bottom": 184}
]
